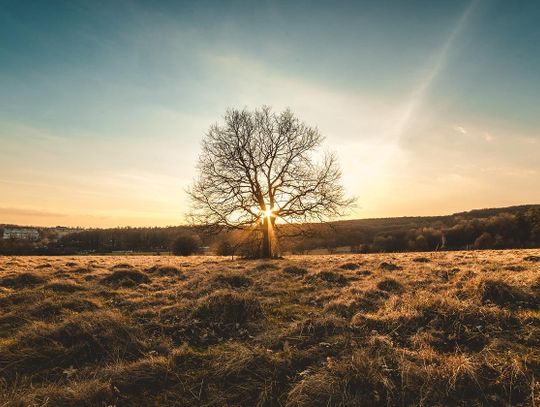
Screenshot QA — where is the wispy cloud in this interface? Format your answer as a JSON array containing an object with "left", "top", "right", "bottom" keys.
[
  {"left": 454, "top": 125, "right": 468, "bottom": 134},
  {"left": 0, "top": 207, "right": 67, "bottom": 218}
]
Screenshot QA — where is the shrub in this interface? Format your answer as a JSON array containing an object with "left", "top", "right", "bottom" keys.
[
  {"left": 216, "top": 240, "right": 235, "bottom": 256},
  {"left": 237, "top": 235, "right": 263, "bottom": 259},
  {"left": 171, "top": 233, "right": 201, "bottom": 256}
]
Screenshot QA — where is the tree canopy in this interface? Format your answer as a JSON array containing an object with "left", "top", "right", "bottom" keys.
[{"left": 187, "top": 106, "right": 354, "bottom": 257}]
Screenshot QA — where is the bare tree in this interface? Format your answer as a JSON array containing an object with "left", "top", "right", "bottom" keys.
[{"left": 187, "top": 106, "right": 354, "bottom": 258}]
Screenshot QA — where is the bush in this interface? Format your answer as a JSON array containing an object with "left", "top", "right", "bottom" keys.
[
  {"left": 171, "top": 233, "right": 201, "bottom": 256},
  {"left": 237, "top": 234, "right": 263, "bottom": 259},
  {"left": 216, "top": 240, "right": 234, "bottom": 256}
]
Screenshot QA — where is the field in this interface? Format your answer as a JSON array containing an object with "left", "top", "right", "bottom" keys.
[{"left": 1, "top": 250, "right": 540, "bottom": 406}]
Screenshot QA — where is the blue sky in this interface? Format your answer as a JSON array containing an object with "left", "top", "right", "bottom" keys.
[{"left": 1, "top": 0, "right": 539, "bottom": 227}]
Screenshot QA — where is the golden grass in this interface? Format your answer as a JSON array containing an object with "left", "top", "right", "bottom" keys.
[{"left": 0, "top": 250, "right": 539, "bottom": 406}]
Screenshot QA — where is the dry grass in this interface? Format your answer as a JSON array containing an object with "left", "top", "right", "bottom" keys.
[{"left": 0, "top": 250, "right": 540, "bottom": 406}]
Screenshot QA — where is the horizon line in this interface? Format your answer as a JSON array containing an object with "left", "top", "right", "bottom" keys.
[{"left": 2, "top": 203, "right": 538, "bottom": 230}]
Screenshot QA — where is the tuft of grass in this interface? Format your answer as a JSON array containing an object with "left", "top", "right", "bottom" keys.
[
  {"left": 0, "top": 272, "right": 46, "bottom": 288},
  {"left": 505, "top": 264, "right": 527, "bottom": 271},
  {"left": 35, "top": 263, "right": 53, "bottom": 269},
  {"left": 286, "top": 347, "right": 396, "bottom": 406},
  {"left": 376, "top": 277, "right": 404, "bottom": 293},
  {"left": 308, "top": 270, "right": 348, "bottom": 285},
  {"left": 380, "top": 262, "right": 402, "bottom": 271},
  {"left": 0, "top": 310, "right": 149, "bottom": 381},
  {"left": 283, "top": 314, "right": 348, "bottom": 349},
  {"left": 192, "top": 289, "right": 263, "bottom": 324},
  {"left": 111, "top": 263, "right": 135, "bottom": 269},
  {"left": 339, "top": 262, "right": 359, "bottom": 270},
  {"left": 0, "top": 296, "right": 101, "bottom": 336},
  {"left": 100, "top": 269, "right": 150, "bottom": 287},
  {"left": 254, "top": 263, "right": 280, "bottom": 271},
  {"left": 73, "top": 266, "right": 93, "bottom": 273},
  {"left": 213, "top": 272, "right": 253, "bottom": 288},
  {"left": 480, "top": 279, "right": 537, "bottom": 309},
  {"left": 105, "top": 356, "right": 176, "bottom": 395},
  {"left": 45, "top": 280, "right": 84, "bottom": 292},
  {"left": 282, "top": 265, "right": 308, "bottom": 276},
  {"left": 326, "top": 288, "right": 389, "bottom": 316},
  {"left": 146, "top": 265, "right": 183, "bottom": 277}
]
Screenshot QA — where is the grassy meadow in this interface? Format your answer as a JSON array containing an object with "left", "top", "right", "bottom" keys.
[{"left": 1, "top": 250, "right": 540, "bottom": 406}]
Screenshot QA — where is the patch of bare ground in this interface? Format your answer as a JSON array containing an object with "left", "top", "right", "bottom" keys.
[{"left": 1, "top": 250, "right": 540, "bottom": 406}]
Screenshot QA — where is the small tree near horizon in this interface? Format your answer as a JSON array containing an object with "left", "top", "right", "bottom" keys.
[
  {"left": 187, "top": 106, "right": 354, "bottom": 258},
  {"left": 171, "top": 233, "right": 201, "bottom": 256}
]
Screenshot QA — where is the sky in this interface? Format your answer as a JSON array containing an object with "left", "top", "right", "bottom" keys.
[{"left": 1, "top": 0, "right": 539, "bottom": 228}]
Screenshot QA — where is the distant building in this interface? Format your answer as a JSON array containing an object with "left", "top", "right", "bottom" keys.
[{"left": 2, "top": 228, "right": 40, "bottom": 241}]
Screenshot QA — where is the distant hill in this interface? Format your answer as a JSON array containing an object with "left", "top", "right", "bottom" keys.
[
  {"left": 285, "top": 204, "right": 540, "bottom": 253},
  {"left": 334, "top": 204, "right": 540, "bottom": 227}
]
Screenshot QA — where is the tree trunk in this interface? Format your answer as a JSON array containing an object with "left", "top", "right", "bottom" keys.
[{"left": 261, "top": 218, "right": 272, "bottom": 258}]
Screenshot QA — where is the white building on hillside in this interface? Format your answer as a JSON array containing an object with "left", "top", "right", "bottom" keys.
[{"left": 2, "top": 228, "right": 40, "bottom": 241}]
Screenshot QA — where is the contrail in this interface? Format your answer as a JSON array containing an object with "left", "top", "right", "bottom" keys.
[{"left": 392, "top": 0, "right": 480, "bottom": 139}]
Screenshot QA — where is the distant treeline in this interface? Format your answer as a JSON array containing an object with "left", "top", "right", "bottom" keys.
[
  {"left": 1, "top": 205, "right": 539, "bottom": 255},
  {"left": 0, "top": 226, "right": 197, "bottom": 255},
  {"left": 57, "top": 226, "right": 194, "bottom": 253},
  {"left": 282, "top": 205, "right": 540, "bottom": 254}
]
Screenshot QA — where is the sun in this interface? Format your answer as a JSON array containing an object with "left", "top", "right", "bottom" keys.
[{"left": 264, "top": 207, "right": 273, "bottom": 218}]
